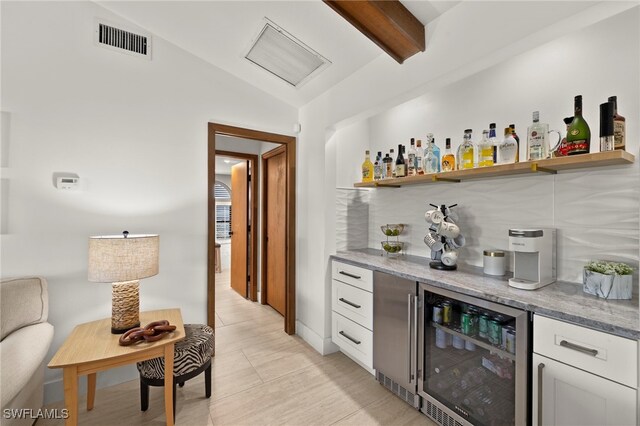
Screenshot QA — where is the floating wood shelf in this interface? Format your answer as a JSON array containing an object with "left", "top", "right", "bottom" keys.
[{"left": 354, "top": 150, "right": 635, "bottom": 188}]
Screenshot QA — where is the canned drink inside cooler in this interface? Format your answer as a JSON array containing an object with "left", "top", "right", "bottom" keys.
[
  {"left": 506, "top": 328, "right": 516, "bottom": 354},
  {"left": 465, "top": 339, "right": 476, "bottom": 351},
  {"left": 452, "top": 335, "right": 465, "bottom": 349},
  {"left": 479, "top": 313, "right": 489, "bottom": 338},
  {"left": 442, "top": 302, "right": 452, "bottom": 325},
  {"left": 488, "top": 318, "right": 502, "bottom": 346},
  {"left": 433, "top": 305, "right": 443, "bottom": 324},
  {"left": 435, "top": 328, "right": 447, "bottom": 349}
]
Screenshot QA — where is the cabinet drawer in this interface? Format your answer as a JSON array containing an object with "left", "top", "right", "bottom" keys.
[
  {"left": 332, "top": 261, "right": 372, "bottom": 292},
  {"left": 534, "top": 315, "right": 637, "bottom": 388},
  {"left": 332, "top": 311, "right": 373, "bottom": 369},
  {"left": 332, "top": 280, "right": 373, "bottom": 330}
]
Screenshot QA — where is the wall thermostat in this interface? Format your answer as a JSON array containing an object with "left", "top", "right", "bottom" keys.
[{"left": 56, "top": 176, "right": 79, "bottom": 190}]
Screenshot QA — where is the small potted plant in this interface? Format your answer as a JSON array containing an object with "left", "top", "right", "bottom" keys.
[{"left": 583, "top": 260, "right": 634, "bottom": 300}]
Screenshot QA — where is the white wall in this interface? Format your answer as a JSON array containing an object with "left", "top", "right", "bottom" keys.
[
  {"left": 364, "top": 9, "right": 639, "bottom": 285},
  {"left": 297, "top": 2, "right": 639, "bottom": 354},
  {"left": 0, "top": 1, "right": 296, "bottom": 403}
]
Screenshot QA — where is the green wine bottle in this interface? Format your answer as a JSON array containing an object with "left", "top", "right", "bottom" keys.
[{"left": 567, "top": 95, "right": 591, "bottom": 155}]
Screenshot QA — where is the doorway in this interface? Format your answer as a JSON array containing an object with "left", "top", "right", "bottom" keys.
[{"left": 208, "top": 123, "right": 296, "bottom": 335}]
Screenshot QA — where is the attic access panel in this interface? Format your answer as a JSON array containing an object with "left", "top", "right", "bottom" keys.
[{"left": 245, "top": 21, "right": 330, "bottom": 87}]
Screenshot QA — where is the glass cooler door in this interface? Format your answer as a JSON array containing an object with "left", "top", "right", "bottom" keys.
[{"left": 417, "top": 283, "right": 529, "bottom": 426}]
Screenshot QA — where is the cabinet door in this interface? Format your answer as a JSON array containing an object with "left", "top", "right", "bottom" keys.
[{"left": 532, "top": 354, "right": 636, "bottom": 426}]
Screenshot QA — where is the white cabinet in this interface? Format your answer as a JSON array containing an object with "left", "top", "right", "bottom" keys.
[
  {"left": 331, "top": 261, "right": 374, "bottom": 373},
  {"left": 533, "top": 315, "right": 637, "bottom": 426}
]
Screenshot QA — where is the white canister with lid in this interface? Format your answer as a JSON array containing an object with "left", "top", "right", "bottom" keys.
[{"left": 483, "top": 250, "right": 506, "bottom": 276}]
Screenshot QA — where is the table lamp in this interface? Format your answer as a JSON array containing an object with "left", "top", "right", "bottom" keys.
[{"left": 88, "top": 231, "right": 159, "bottom": 334}]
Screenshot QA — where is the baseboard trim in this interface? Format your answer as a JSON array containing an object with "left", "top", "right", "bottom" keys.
[{"left": 295, "top": 321, "right": 339, "bottom": 356}]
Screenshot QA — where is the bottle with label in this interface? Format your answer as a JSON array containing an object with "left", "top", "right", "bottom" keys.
[
  {"left": 383, "top": 153, "right": 393, "bottom": 179},
  {"left": 416, "top": 140, "right": 425, "bottom": 175},
  {"left": 509, "top": 124, "right": 520, "bottom": 162},
  {"left": 457, "top": 129, "right": 475, "bottom": 170},
  {"left": 608, "top": 96, "right": 625, "bottom": 150},
  {"left": 442, "top": 138, "right": 456, "bottom": 171},
  {"left": 527, "top": 111, "right": 549, "bottom": 161},
  {"left": 478, "top": 130, "right": 494, "bottom": 167},
  {"left": 424, "top": 140, "right": 437, "bottom": 173},
  {"left": 489, "top": 123, "right": 498, "bottom": 163},
  {"left": 429, "top": 134, "right": 441, "bottom": 172},
  {"left": 498, "top": 128, "right": 518, "bottom": 164},
  {"left": 407, "top": 139, "right": 417, "bottom": 176},
  {"left": 361, "top": 150, "right": 374, "bottom": 182},
  {"left": 553, "top": 117, "right": 573, "bottom": 157},
  {"left": 390, "top": 148, "right": 396, "bottom": 177},
  {"left": 395, "top": 144, "right": 406, "bottom": 177},
  {"left": 373, "top": 151, "right": 383, "bottom": 180},
  {"left": 599, "top": 101, "right": 615, "bottom": 152},
  {"left": 566, "top": 95, "right": 591, "bottom": 155}
]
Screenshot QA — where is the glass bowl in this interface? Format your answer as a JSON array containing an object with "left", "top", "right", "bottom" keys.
[
  {"left": 381, "top": 224, "right": 405, "bottom": 237},
  {"left": 381, "top": 241, "right": 404, "bottom": 255}
]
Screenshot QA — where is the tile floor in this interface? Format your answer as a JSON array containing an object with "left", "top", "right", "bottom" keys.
[{"left": 40, "top": 269, "right": 435, "bottom": 425}]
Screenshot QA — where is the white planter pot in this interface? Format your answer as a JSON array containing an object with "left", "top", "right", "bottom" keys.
[{"left": 583, "top": 269, "right": 632, "bottom": 300}]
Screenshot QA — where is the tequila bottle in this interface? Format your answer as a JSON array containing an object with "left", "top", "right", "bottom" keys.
[
  {"left": 441, "top": 138, "right": 456, "bottom": 172},
  {"left": 457, "top": 129, "right": 475, "bottom": 170},
  {"left": 407, "top": 139, "right": 417, "bottom": 176},
  {"left": 373, "top": 151, "right": 383, "bottom": 180},
  {"left": 478, "top": 130, "right": 494, "bottom": 167},
  {"left": 384, "top": 152, "right": 393, "bottom": 178},
  {"left": 416, "top": 140, "right": 425, "bottom": 175}
]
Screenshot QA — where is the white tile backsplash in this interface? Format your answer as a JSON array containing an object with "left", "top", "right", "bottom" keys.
[{"left": 362, "top": 165, "right": 639, "bottom": 285}]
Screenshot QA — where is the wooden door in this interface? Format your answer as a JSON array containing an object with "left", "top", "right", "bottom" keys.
[
  {"left": 532, "top": 353, "right": 637, "bottom": 426},
  {"left": 230, "top": 161, "right": 249, "bottom": 297},
  {"left": 265, "top": 150, "right": 286, "bottom": 315}
]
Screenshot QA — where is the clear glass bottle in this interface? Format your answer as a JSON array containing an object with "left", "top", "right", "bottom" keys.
[
  {"left": 477, "top": 130, "right": 494, "bottom": 167},
  {"left": 361, "top": 150, "right": 374, "bottom": 182},
  {"left": 416, "top": 139, "right": 424, "bottom": 175},
  {"left": 457, "top": 129, "right": 475, "bottom": 170},
  {"left": 395, "top": 144, "right": 406, "bottom": 177},
  {"left": 527, "top": 111, "right": 549, "bottom": 161},
  {"left": 424, "top": 141, "right": 437, "bottom": 173},
  {"left": 373, "top": 151, "right": 383, "bottom": 180},
  {"left": 430, "top": 134, "right": 441, "bottom": 172},
  {"left": 608, "top": 96, "right": 625, "bottom": 150},
  {"left": 390, "top": 148, "right": 396, "bottom": 178},
  {"left": 441, "top": 138, "right": 456, "bottom": 172},
  {"left": 489, "top": 123, "right": 498, "bottom": 163},
  {"left": 407, "top": 138, "right": 417, "bottom": 176},
  {"left": 498, "top": 127, "right": 518, "bottom": 164}
]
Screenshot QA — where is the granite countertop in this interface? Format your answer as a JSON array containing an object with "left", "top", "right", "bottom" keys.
[{"left": 332, "top": 249, "right": 640, "bottom": 340}]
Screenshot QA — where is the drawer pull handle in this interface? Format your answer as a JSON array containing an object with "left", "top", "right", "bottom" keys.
[
  {"left": 339, "top": 271, "right": 361, "bottom": 280},
  {"left": 339, "top": 298, "right": 361, "bottom": 309},
  {"left": 339, "top": 330, "right": 361, "bottom": 345},
  {"left": 537, "top": 363, "right": 545, "bottom": 426},
  {"left": 560, "top": 340, "right": 598, "bottom": 356}
]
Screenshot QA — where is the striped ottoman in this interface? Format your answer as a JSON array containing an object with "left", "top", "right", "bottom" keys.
[{"left": 136, "top": 324, "right": 215, "bottom": 421}]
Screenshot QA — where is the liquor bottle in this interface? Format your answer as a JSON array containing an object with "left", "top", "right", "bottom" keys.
[
  {"left": 608, "top": 96, "right": 626, "bottom": 150},
  {"left": 527, "top": 111, "right": 549, "bottom": 161},
  {"left": 395, "top": 144, "right": 406, "bottom": 177},
  {"left": 554, "top": 117, "right": 573, "bottom": 157},
  {"left": 509, "top": 124, "right": 520, "bottom": 162},
  {"left": 424, "top": 140, "right": 437, "bottom": 173},
  {"left": 390, "top": 148, "right": 396, "bottom": 177},
  {"left": 498, "top": 127, "right": 518, "bottom": 164},
  {"left": 442, "top": 138, "right": 456, "bottom": 171},
  {"left": 429, "top": 134, "right": 441, "bottom": 172},
  {"left": 361, "top": 150, "right": 374, "bottom": 182},
  {"left": 477, "top": 130, "right": 494, "bottom": 167},
  {"left": 373, "top": 151, "right": 383, "bottom": 180},
  {"left": 489, "top": 123, "right": 498, "bottom": 163},
  {"left": 457, "top": 129, "right": 475, "bottom": 170},
  {"left": 416, "top": 140, "right": 425, "bottom": 175},
  {"left": 383, "top": 153, "right": 393, "bottom": 178},
  {"left": 566, "top": 95, "right": 591, "bottom": 155},
  {"left": 407, "top": 139, "right": 417, "bottom": 176},
  {"left": 599, "top": 101, "right": 615, "bottom": 152}
]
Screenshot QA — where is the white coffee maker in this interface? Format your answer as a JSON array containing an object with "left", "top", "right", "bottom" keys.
[{"left": 508, "top": 228, "right": 556, "bottom": 290}]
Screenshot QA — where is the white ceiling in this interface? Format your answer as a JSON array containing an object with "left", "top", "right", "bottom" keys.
[
  {"left": 215, "top": 155, "right": 243, "bottom": 175},
  {"left": 97, "top": 1, "right": 460, "bottom": 107}
]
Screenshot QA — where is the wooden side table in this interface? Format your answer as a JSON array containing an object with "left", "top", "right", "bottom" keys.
[{"left": 48, "top": 309, "right": 185, "bottom": 426}]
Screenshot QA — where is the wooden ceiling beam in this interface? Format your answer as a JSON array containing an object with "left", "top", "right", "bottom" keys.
[{"left": 324, "top": 0, "right": 426, "bottom": 64}]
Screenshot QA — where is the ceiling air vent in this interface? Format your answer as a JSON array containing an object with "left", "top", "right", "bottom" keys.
[
  {"left": 94, "top": 19, "right": 152, "bottom": 60},
  {"left": 245, "top": 20, "right": 330, "bottom": 87}
]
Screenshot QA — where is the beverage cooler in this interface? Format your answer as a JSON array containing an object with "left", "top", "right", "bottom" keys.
[{"left": 417, "top": 283, "right": 530, "bottom": 426}]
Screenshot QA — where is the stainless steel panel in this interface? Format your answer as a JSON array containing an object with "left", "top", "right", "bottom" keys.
[{"left": 373, "top": 271, "right": 416, "bottom": 392}]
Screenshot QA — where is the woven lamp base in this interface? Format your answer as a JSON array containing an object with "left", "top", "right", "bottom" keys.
[{"left": 111, "top": 280, "right": 141, "bottom": 334}]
